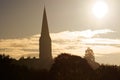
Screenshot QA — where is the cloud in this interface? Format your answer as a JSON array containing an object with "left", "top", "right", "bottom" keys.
[
  {"left": 21, "top": 49, "right": 39, "bottom": 52},
  {"left": 0, "top": 37, "right": 38, "bottom": 59},
  {"left": 0, "top": 29, "right": 120, "bottom": 65},
  {"left": 78, "top": 29, "right": 114, "bottom": 38}
]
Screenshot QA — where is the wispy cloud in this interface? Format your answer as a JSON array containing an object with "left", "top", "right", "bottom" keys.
[
  {"left": 51, "top": 29, "right": 114, "bottom": 40},
  {"left": 77, "top": 29, "right": 114, "bottom": 38},
  {"left": 0, "top": 29, "right": 120, "bottom": 65}
]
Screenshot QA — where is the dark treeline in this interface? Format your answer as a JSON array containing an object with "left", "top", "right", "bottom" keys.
[{"left": 0, "top": 54, "right": 120, "bottom": 80}]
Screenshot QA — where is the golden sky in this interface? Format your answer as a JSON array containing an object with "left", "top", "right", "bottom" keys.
[{"left": 0, "top": 0, "right": 120, "bottom": 65}]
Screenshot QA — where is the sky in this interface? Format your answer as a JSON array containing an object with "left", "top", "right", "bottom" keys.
[{"left": 0, "top": 0, "right": 120, "bottom": 65}]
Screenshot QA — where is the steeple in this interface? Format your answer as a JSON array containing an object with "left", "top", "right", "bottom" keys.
[
  {"left": 39, "top": 7, "right": 52, "bottom": 64},
  {"left": 41, "top": 7, "right": 49, "bottom": 37}
]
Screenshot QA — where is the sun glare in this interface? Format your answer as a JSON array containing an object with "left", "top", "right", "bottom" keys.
[{"left": 92, "top": 1, "right": 109, "bottom": 19}]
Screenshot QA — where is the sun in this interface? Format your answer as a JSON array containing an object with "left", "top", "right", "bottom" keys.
[{"left": 92, "top": 1, "right": 109, "bottom": 19}]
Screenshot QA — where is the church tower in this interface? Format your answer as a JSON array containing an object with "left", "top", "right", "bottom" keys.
[{"left": 39, "top": 8, "right": 52, "bottom": 63}]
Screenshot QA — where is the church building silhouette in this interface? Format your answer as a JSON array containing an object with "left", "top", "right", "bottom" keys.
[{"left": 17, "top": 7, "right": 53, "bottom": 70}]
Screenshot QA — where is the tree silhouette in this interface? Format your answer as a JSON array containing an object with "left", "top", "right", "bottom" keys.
[
  {"left": 0, "top": 54, "right": 120, "bottom": 80},
  {"left": 50, "top": 53, "right": 96, "bottom": 80},
  {"left": 96, "top": 65, "right": 120, "bottom": 80},
  {"left": 84, "top": 47, "right": 99, "bottom": 69},
  {"left": 84, "top": 47, "right": 95, "bottom": 62},
  {"left": 0, "top": 54, "right": 49, "bottom": 80}
]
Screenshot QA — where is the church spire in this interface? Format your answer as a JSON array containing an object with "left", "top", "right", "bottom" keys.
[
  {"left": 41, "top": 7, "right": 49, "bottom": 37},
  {"left": 39, "top": 7, "right": 52, "bottom": 64}
]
